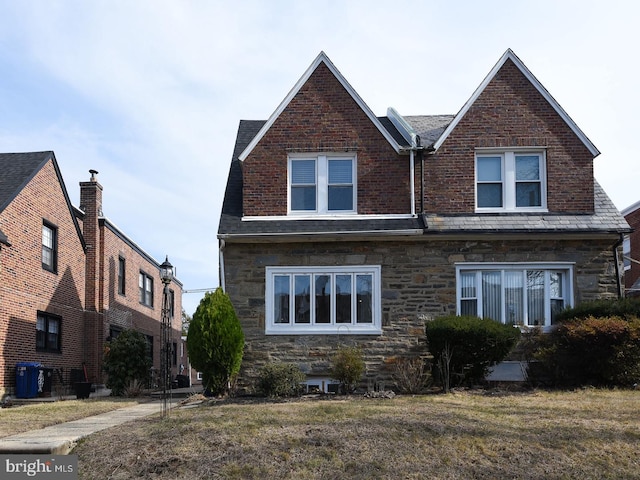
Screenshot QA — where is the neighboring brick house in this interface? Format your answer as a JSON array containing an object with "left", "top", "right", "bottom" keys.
[
  {"left": 218, "top": 50, "right": 631, "bottom": 391},
  {"left": 0, "top": 152, "right": 183, "bottom": 398},
  {"left": 621, "top": 201, "right": 640, "bottom": 295}
]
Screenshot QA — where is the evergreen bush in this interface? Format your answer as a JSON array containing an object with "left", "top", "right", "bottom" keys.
[
  {"left": 103, "top": 329, "right": 151, "bottom": 396},
  {"left": 330, "top": 345, "right": 365, "bottom": 393},
  {"left": 555, "top": 297, "right": 640, "bottom": 322},
  {"left": 425, "top": 315, "right": 521, "bottom": 389},
  {"left": 256, "top": 362, "right": 305, "bottom": 397},
  {"left": 187, "top": 288, "right": 244, "bottom": 396}
]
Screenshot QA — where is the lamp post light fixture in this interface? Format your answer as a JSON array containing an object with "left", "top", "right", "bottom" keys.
[{"left": 159, "top": 255, "right": 174, "bottom": 418}]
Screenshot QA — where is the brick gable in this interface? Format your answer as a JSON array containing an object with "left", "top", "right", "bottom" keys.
[
  {"left": 427, "top": 59, "right": 594, "bottom": 214},
  {"left": 242, "top": 62, "right": 409, "bottom": 216}
]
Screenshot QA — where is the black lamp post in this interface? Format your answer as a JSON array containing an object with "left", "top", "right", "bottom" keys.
[{"left": 159, "top": 256, "right": 174, "bottom": 418}]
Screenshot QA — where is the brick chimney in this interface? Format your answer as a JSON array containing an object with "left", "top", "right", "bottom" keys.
[{"left": 80, "top": 169, "right": 103, "bottom": 312}]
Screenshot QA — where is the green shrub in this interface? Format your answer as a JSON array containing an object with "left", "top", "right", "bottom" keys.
[
  {"left": 330, "top": 346, "right": 365, "bottom": 393},
  {"left": 539, "top": 315, "right": 640, "bottom": 386},
  {"left": 555, "top": 297, "right": 640, "bottom": 322},
  {"left": 425, "top": 315, "right": 521, "bottom": 389},
  {"left": 256, "top": 362, "right": 305, "bottom": 397},
  {"left": 187, "top": 288, "right": 244, "bottom": 396},
  {"left": 103, "top": 329, "right": 152, "bottom": 396}
]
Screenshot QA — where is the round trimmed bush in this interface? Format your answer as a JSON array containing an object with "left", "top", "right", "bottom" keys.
[{"left": 425, "top": 315, "right": 521, "bottom": 388}]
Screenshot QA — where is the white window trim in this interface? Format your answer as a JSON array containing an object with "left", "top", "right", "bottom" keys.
[
  {"left": 475, "top": 149, "right": 547, "bottom": 212},
  {"left": 455, "top": 262, "right": 574, "bottom": 330},
  {"left": 288, "top": 153, "right": 357, "bottom": 216},
  {"left": 265, "top": 265, "right": 381, "bottom": 335},
  {"left": 623, "top": 235, "right": 631, "bottom": 271}
]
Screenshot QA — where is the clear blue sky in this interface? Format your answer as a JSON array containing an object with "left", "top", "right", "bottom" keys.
[{"left": 1, "top": 0, "right": 638, "bottom": 315}]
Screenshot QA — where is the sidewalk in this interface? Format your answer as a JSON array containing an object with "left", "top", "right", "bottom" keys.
[
  {"left": 0, "top": 385, "right": 203, "bottom": 455},
  {"left": 0, "top": 400, "right": 176, "bottom": 455}
]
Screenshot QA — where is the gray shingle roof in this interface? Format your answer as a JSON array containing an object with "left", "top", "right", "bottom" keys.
[
  {"left": 404, "top": 115, "right": 455, "bottom": 147},
  {"left": 0, "top": 151, "right": 53, "bottom": 212},
  {"left": 0, "top": 151, "right": 86, "bottom": 249},
  {"left": 423, "top": 181, "right": 630, "bottom": 234}
]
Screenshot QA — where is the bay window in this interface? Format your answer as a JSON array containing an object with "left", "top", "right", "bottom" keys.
[
  {"left": 457, "top": 263, "right": 573, "bottom": 328},
  {"left": 266, "top": 266, "right": 380, "bottom": 334}
]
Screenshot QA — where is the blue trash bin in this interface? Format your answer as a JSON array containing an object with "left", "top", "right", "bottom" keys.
[{"left": 15, "top": 362, "right": 41, "bottom": 398}]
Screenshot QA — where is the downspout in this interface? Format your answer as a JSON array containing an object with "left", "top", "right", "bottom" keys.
[
  {"left": 613, "top": 233, "right": 624, "bottom": 298},
  {"left": 219, "top": 239, "right": 226, "bottom": 293},
  {"left": 416, "top": 135, "right": 424, "bottom": 215},
  {"left": 409, "top": 149, "right": 416, "bottom": 216}
]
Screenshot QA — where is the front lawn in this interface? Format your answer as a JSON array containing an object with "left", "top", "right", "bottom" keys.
[{"left": 73, "top": 389, "right": 640, "bottom": 479}]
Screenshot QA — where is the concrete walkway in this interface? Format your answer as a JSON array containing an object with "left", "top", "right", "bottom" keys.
[{"left": 0, "top": 399, "right": 179, "bottom": 455}]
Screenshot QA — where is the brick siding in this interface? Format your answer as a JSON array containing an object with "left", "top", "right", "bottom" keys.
[{"left": 243, "top": 62, "right": 410, "bottom": 216}]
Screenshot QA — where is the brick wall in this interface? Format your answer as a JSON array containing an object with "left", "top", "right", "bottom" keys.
[
  {"left": 223, "top": 236, "right": 619, "bottom": 390},
  {"left": 0, "top": 160, "right": 86, "bottom": 396},
  {"left": 242, "top": 62, "right": 410, "bottom": 216},
  {"left": 426, "top": 59, "right": 595, "bottom": 214},
  {"left": 624, "top": 207, "right": 640, "bottom": 291},
  {"left": 98, "top": 223, "right": 183, "bottom": 384}
]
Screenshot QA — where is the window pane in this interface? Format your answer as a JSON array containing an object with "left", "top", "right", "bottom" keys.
[
  {"left": 527, "top": 271, "right": 545, "bottom": 326},
  {"left": 482, "top": 271, "right": 502, "bottom": 322},
  {"left": 291, "top": 186, "right": 316, "bottom": 210},
  {"left": 336, "top": 275, "right": 352, "bottom": 324},
  {"left": 478, "top": 184, "right": 503, "bottom": 207},
  {"left": 42, "top": 248, "right": 52, "bottom": 268},
  {"left": 291, "top": 160, "right": 316, "bottom": 183},
  {"left": 505, "top": 271, "right": 523, "bottom": 325},
  {"left": 460, "top": 299, "right": 477, "bottom": 316},
  {"left": 516, "top": 182, "right": 541, "bottom": 207},
  {"left": 356, "top": 274, "right": 373, "bottom": 323},
  {"left": 294, "top": 275, "right": 311, "bottom": 323},
  {"left": 477, "top": 157, "right": 502, "bottom": 181},
  {"left": 274, "top": 275, "right": 290, "bottom": 324},
  {"left": 48, "top": 319, "right": 59, "bottom": 350},
  {"left": 328, "top": 186, "right": 353, "bottom": 210},
  {"left": 42, "top": 225, "right": 53, "bottom": 248},
  {"left": 460, "top": 272, "right": 476, "bottom": 299},
  {"left": 36, "top": 316, "right": 46, "bottom": 349},
  {"left": 515, "top": 156, "right": 540, "bottom": 181},
  {"left": 550, "top": 272, "right": 564, "bottom": 325},
  {"left": 315, "top": 275, "right": 331, "bottom": 323},
  {"left": 328, "top": 159, "right": 352, "bottom": 184}
]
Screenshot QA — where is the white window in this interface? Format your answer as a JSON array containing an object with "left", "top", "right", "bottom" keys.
[
  {"left": 266, "top": 266, "right": 381, "bottom": 334},
  {"left": 623, "top": 236, "right": 631, "bottom": 271},
  {"left": 456, "top": 263, "right": 573, "bottom": 329},
  {"left": 476, "top": 151, "right": 546, "bottom": 211},
  {"left": 139, "top": 271, "right": 154, "bottom": 307},
  {"left": 42, "top": 222, "right": 58, "bottom": 272},
  {"left": 289, "top": 154, "right": 356, "bottom": 215}
]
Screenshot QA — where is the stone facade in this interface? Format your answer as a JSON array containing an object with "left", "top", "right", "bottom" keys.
[
  {"left": 224, "top": 237, "right": 619, "bottom": 389},
  {"left": 218, "top": 51, "right": 629, "bottom": 393}
]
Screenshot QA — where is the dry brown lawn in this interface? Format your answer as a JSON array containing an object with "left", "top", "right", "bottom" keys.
[
  {"left": 0, "top": 398, "right": 142, "bottom": 437},
  {"left": 71, "top": 389, "right": 640, "bottom": 479}
]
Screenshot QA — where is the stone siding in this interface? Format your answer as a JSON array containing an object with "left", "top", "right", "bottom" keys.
[{"left": 224, "top": 236, "right": 619, "bottom": 390}]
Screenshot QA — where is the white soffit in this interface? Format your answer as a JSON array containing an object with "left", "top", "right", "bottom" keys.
[
  {"left": 238, "top": 52, "right": 401, "bottom": 161},
  {"left": 432, "top": 49, "right": 600, "bottom": 157}
]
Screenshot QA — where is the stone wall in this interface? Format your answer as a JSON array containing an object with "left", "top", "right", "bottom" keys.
[{"left": 223, "top": 236, "right": 620, "bottom": 391}]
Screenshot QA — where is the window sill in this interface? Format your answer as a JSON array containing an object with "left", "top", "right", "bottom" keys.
[{"left": 266, "top": 325, "right": 382, "bottom": 335}]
